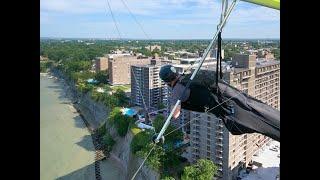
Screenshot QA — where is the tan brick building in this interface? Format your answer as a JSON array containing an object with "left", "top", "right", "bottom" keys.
[
  {"left": 108, "top": 55, "right": 150, "bottom": 85},
  {"left": 95, "top": 57, "right": 108, "bottom": 72}
]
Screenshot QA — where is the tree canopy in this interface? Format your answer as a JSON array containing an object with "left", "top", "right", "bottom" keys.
[{"left": 181, "top": 159, "right": 217, "bottom": 180}]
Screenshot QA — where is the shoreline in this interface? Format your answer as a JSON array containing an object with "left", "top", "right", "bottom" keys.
[
  {"left": 43, "top": 70, "right": 127, "bottom": 177},
  {"left": 40, "top": 74, "right": 96, "bottom": 180}
]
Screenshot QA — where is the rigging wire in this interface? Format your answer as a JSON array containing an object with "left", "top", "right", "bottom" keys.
[
  {"left": 106, "top": 0, "right": 122, "bottom": 40},
  {"left": 130, "top": 144, "right": 156, "bottom": 180},
  {"left": 120, "top": 0, "right": 151, "bottom": 40}
]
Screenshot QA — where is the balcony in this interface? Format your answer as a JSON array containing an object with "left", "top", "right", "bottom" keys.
[
  {"left": 215, "top": 132, "right": 223, "bottom": 137},
  {"left": 193, "top": 126, "right": 200, "bottom": 132},
  {"left": 216, "top": 142, "right": 223, "bottom": 146},
  {"left": 216, "top": 160, "right": 223, "bottom": 165},
  {"left": 192, "top": 143, "right": 200, "bottom": 148},
  {"left": 193, "top": 132, "right": 200, "bottom": 136},
  {"left": 216, "top": 130, "right": 223, "bottom": 135},
  {"left": 217, "top": 123, "right": 224, "bottom": 127},
  {"left": 216, "top": 126, "right": 223, "bottom": 131},
  {"left": 216, "top": 148, "right": 223, "bottom": 153}
]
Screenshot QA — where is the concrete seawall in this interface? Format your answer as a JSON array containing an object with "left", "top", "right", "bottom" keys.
[{"left": 49, "top": 68, "right": 160, "bottom": 180}]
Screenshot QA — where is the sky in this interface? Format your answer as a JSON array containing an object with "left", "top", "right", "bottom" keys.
[{"left": 40, "top": 0, "right": 280, "bottom": 39}]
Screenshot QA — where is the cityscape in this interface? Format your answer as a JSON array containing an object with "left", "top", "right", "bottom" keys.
[{"left": 40, "top": 1, "right": 280, "bottom": 180}]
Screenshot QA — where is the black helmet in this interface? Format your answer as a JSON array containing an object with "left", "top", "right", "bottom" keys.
[{"left": 159, "top": 65, "right": 178, "bottom": 82}]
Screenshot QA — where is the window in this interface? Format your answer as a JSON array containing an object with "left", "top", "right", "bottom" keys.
[{"left": 207, "top": 152, "right": 211, "bottom": 157}]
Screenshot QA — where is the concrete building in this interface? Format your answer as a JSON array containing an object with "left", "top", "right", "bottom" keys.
[
  {"left": 95, "top": 57, "right": 108, "bottom": 72},
  {"left": 264, "top": 53, "right": 275, "bottom": 60},
  {"left": 258, "top": 49, "right": 275, "bottom": 60},
  {"left": 145, "top": 45, "right": 161, "bottom": 52},
  {"left": 108, "top": 54, "right": 150, "bottom": 85},
  {"left": 175, "top": 109, "right": 191, "bottom": 134},
  {"left": 131, "top": 64, "right": 169, "bottom": 112},
  {"left": 254, "top": 59, "right": 280, "bottom": 109},
  {"left": 189, "top": 54, "right": 280, "bottom": 180},
  {"left": 211, "top": 48, "right": 225, "bottom": 59}
]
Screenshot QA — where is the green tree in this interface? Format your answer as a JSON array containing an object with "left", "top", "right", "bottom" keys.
[
  {"left": 271, "top": 48, "right": 280, "bottom": 60},
  {"left": 102, "top": 95, "right": 112, "bottom": 108},
  {"left": 116, "top": 115, "right": 130, "bottom": 136},
  {"left": 95, "top": 70, "right": 108, "bottom": 84},
  {"left": 103, "top": 84, "right": 112, "bottom": 92},
  {"left": 131, "top": 130, "right": 153, "bottom": 153},
  {"left": 40, "top": 61, "right": 53, "bottom": 72},
  {"left": 70, "top": 71, "right": 95, "bottom": 82},
  {"left": 152, "top": 115, "right": 183, "bottom": 143},
  {"left": 136, "top": 143, "right": 165, "bottom": 170},
  {"left": 77, "top": 83, "right": 95, "bottom": 93},
  {"left": 107, "top": 107, "right": 131, "bottom": 137},
  {"left": 96, "top": 122, "right": 107, "bottom": 136},
  {"left": 153, "top": 115, "right": 165, "bottom": 133},
  {"left": 108, "top": 107, "right": 122, "bottom": 125},
  {"left": 64, "top": 60, "right": 92, "bottom": 72},
  {"left": 158, "top": 103, "right": 166, "bottom": 110},
  {"left": 181, "top": 159, "right": 217, "bottom": 180},
  {"left": 161, "top": 176, "right": 175, "bottom": 180},
  {"left": 138, "top": 47, "right": 152, "bottom": 57},
  {"left": 102, "top": 132, "right": 116, "bottom": 152},
  {"left": 113, "top": 89, "right": 130, "bottom": 107},
  {"left": 162, "top": 148, "right": 181, "bottom": 169}
]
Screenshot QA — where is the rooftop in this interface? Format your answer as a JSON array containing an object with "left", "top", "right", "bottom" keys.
[
  {"left": 132, "top": 63, "right": 161, "bottom": 68},
  {"left": 233, "top": 68, "right": 250, "bottom": 73},
  {"left": 256, "top": 59, "right": 280, "bottom": 68},
  {"left": 239, "top": 140, "right": 280, "bottom": 180}
]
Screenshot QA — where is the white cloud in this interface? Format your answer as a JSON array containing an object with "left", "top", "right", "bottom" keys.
[
  {"left": 41, "top": 0, "right": 104, "bottom": 14},
  {"left": 40, "top": 0, "right": 221, "bottom": 15},
  {"left": 40, "top": 0, "right": 163, "bottom": 15},
  {"left": 40, "top": 0, "right": 279, "bottom": 20},
  {"left": 40, "top": 0, "right": 279, "bottom": 38}
]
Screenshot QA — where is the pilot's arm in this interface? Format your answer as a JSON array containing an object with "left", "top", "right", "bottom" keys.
[{"left": 171, "top": 104, "right": 181, "bottom": 119}]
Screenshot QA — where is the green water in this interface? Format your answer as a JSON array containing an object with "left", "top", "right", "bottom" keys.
[{"left": 40, "top": 75, "right": 124, "bottom": 180}]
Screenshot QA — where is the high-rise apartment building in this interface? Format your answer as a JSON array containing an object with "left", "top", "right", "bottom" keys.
[{"left": 131, "top": 64, "right": 169, "bottom": 112}]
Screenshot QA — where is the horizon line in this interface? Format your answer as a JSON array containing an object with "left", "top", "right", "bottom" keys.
[{"left": 40, "top": 37, "right": 280, "bottom": 40}]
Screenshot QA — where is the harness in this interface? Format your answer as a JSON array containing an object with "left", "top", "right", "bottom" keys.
[
  {"left": 175, "top": 73, "right": 235, "bottom": 117},
  {"left": 175, "top": 74, "right": 218, "bottom": 113}
]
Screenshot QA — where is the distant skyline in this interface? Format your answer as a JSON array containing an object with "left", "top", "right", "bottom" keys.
[
  {"left": 41, "top": 0, "right": 280, "bottom": 39},
  {"left": 40, "top": 37, "right": 280, "bottom": 40}
]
